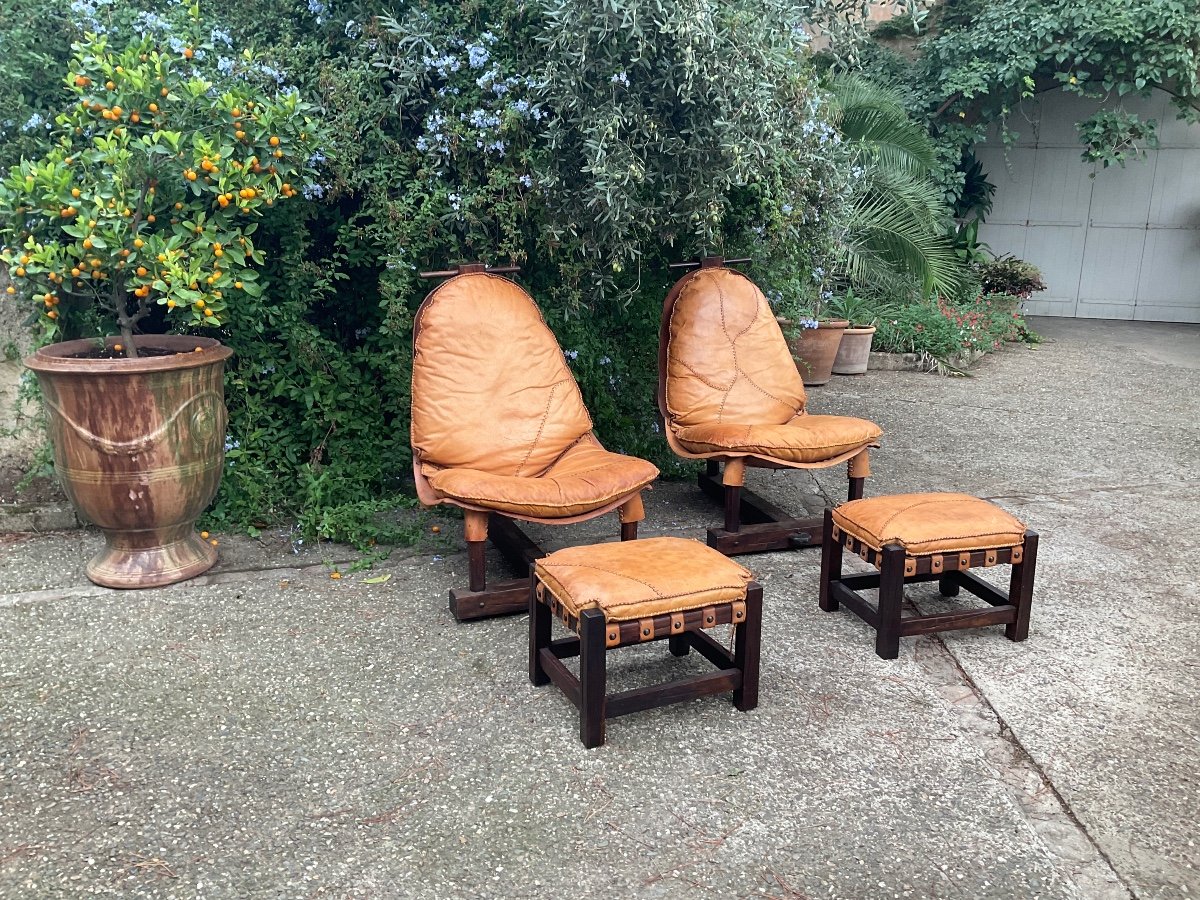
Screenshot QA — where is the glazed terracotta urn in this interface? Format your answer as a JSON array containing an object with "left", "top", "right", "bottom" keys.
[{"left": 24, "top": 335, "right": 232, "bottom": 588}]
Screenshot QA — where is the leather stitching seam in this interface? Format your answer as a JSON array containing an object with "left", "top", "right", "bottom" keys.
[
  {"left": 515, "top": 380, "right": 561, "bottom": 477},
  {"left": 432, "top": 479, "right": 654, "bottom": 510},
  {"left": 861, "top": 496, "right": 1025, "bottom": 536},
  {"left": 680, "top": 433, "right": 875, "bottom": 452}
]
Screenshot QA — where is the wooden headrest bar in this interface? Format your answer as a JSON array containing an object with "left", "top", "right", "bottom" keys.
[
  {"left": 668, "top": 255, "right": 752, "bottom": 270},
  {"left": 418, "top": 263, "right": 522, "bottom": 279}
]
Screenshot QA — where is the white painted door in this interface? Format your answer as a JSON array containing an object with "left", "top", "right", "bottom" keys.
[{"left": 976, "top": 88, "right": 1200, "bottom": 323}]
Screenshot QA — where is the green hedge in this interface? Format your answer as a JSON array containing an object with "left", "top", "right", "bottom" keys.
[{"left": 2, "top": 0, "right": 850, "bottom": 541}]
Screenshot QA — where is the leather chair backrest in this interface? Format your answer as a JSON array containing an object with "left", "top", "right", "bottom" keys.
[
  {"left": 412, "top": 273, "right": 593, "bottom": 476},
  {"left": 663, "top": 267, "right": 807, "bottom": 428}
]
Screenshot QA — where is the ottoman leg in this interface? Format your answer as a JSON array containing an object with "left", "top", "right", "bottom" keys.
[
  {"left": 1006, "top": 530, "right": 1038, "bottom": 642},
  {"left": 529, "top": 570, "right": 551, "bottom": 687},
  {"left": 819, "top": 508, "right": 842, "bottom": 612},
  {"left": 579, "top": 609, "right": 608, "bottom": 748},
  {"left": 669, "top": 634, "right": 690, "bottom": 657},
  {"left": 733, "top": 582, "right": 763, "bottom": 711},
  {"left": 875, "top": 545, "right": 906, "bottom": 660},
  {"left": 938, "top": 575, "right": 960, "bottom": 597}
]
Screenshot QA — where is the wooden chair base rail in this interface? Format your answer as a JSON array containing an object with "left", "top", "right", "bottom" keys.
[
  {"left": 450, "top": 512, "right": 638, "bottom": 623},
  {"left": 449, "top": 513, "right": 546, "bottom": 622},
  {"left": 697, "top": 464, "right": 862, "bottom": 557},
  {"left": 819, "top": 508, "right": 1039, "bottom": 660},
  {"left": 530, "top": 579, "right": 763, "bottom": 748},
  {"left": 706, "top": 518, "right": 822, "bottom": 555},
  {"left": 449, "top": 578, "right": 530, "bottom": 621}
]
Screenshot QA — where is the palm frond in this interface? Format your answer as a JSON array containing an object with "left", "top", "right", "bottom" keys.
[
  {"left": 843, "top": 188, "right": 962, "bottom": 295},
  {"left": 825, "top": 71, "right": 964, "bottom": 295}
]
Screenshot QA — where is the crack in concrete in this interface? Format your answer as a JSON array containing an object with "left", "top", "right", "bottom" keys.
[
  {"left": 805, "top": 471, "right": 837, "bottom": 509},
  {"left": 980, "top": 480, "right": 1192, "bottom": 503},
  {"left": 913, "top": 633, "right": 1137, "bottom": 899}
]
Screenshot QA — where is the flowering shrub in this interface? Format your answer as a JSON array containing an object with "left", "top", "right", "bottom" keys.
[
  {"left": 0, "top": 22, "right": 325, "bottom": 356},
  {"left": 873, "top": 293, "right": 1027, "bottom": 368}
]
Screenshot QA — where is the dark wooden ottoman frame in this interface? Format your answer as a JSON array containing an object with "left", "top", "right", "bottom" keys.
[
  {"left": 529, "top": 569, "right": 763, "bottom": 748},
  {"left": 818, "top": 508, "right": 1039, "bottom": 659}
]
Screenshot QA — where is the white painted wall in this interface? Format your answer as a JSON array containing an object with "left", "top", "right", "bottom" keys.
[{"left": 976, "top": 88, "right": 1200, "bottom": 323}]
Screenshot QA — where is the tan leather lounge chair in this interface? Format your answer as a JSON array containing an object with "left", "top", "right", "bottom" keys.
[
  {"left": 659, "top": 257, "right": 883, "bottom": 555},
  {"left": 412, "top": 264, "right": 660, "bottom": 621}
]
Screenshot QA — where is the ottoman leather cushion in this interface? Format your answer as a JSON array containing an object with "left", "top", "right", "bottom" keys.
[
  {"left": 535, "top": 536, "right": 752, "bottom": 621},
  {"left": 832, "top": 492, "right": 1026, "bottom": 556}
]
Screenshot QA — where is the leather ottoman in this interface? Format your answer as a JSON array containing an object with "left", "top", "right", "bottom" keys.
[
  {"left": 819, "top": 493, "right": 1039, "bottom": 659},
  {"left": 529, "top": 536, "right": 762, "bottom": 747}
]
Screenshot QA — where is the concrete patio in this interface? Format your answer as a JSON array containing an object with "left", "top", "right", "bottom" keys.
[{"left": 1, "top": 318, "right": 1197, "bottom": 898}]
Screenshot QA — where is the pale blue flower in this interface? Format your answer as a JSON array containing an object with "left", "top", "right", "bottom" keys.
[{"left": 467, "top": 44, "right": 490, "bottom": 69}]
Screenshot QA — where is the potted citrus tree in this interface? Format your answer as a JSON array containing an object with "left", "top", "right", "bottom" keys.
[{"left": 0, "top": 32, "right": 323, "bottom": 588}]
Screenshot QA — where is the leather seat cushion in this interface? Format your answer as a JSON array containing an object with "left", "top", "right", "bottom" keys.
[
  {"left": 674, "top": 415, "right": 882, "bottom": 464},
  {"left": 832, "top": 493, "right": 1027, "bottom": 556},
  {"left": 427, "top": 438, "right": 659, "bottom": 519},
  {"left": 535, "top": 537, "right": 752, "bottom": 621}
]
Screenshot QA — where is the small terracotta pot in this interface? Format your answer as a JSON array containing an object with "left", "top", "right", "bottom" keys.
[
  {"left": 782, "top": 319, "right": 849, "bottom": 386},
  {"left": 832, "top": 325, "right": 877, "bottom": 376},
  {"left": 25, "top": 335, "right": 232, "bottom": 588}
]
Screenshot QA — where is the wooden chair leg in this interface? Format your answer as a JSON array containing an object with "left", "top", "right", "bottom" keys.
[
  {"left": 721, "top": 458, "right": 746, "bottom": 534},
  {"left": 464, "top": 510, "right": 489, "bottom": 592},
  {"left": 875, "top": 545, "right": 905, "bottom": 660},
  {"left": 733, "top": 582, "right": 762, "bottom": 711},
  {"left": 579, "top": 609, "right": 608, "bottom": 748},
  {"left": 848, "top": 477, "right": 865, "bottom": 501},
  {"left": 939, "top": 575, "right": 960, "bottom": 597},
  {"left": 668, "top": 634, "right": 690, "bottom": 657},
  {"left": 619, "top": 493, "right": 644, "bottom": 542},
  {"left": 529, "top": 571, "right": 551, "bottom": 687},
  {"left": 819, "top": 508, "right": 842, "bottom": 612},
  {"left": 724, "top": 486, "right": 742, "bottom": 533},
  {"left": 1006, "top": 530, "right": 1038, "bottom": 642},
  {"left": 847, "top": 450, "right": 870, "bottom": 502}
]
